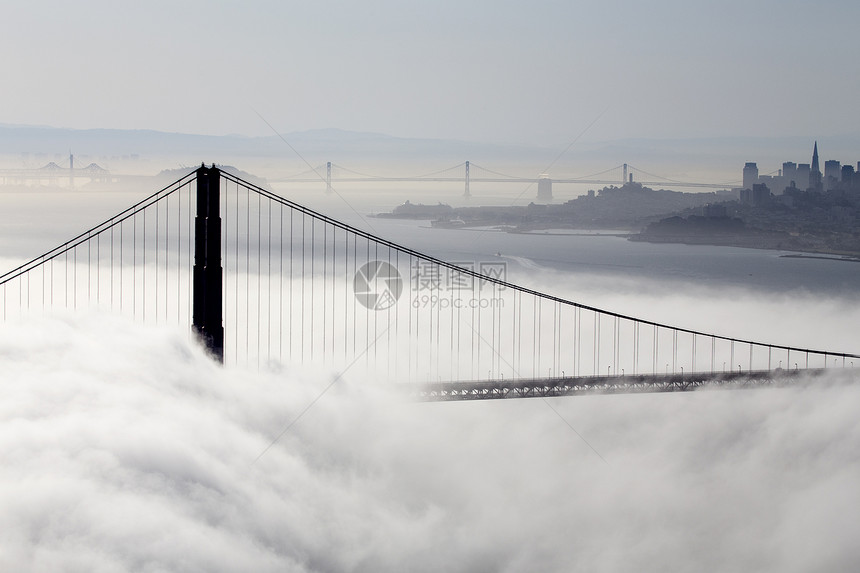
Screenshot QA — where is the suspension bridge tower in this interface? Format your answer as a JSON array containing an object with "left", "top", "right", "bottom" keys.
[
  {"left": 192, "top": 165, "right": 224, "bottom": 362},
  {"left": 537, "top": 174, "right": 552, "bottom": 200}
]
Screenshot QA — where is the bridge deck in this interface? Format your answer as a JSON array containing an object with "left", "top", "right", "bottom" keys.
[
  {"left": 274, "top": 176, "right": 731, "bottom": 189},
  {"left": 405, "top": 369, "right": 825, "bottom": 401}
]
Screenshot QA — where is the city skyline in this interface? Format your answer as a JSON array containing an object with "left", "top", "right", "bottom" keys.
[{"left": 742, "top": 140, "right": 859, "bottom": 193}]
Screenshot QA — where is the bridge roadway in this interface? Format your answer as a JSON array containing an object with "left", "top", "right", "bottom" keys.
[
  {"left": 0, "top": 166, "right": 111, "bottom": 183},
  {"left": 274, "top": 176, "right": 732, "bottom": 190},
  {"left": 405, "top": 368, "right": 824, "bottom": 401}
]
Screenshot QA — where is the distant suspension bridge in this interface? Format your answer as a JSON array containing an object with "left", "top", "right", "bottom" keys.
[{"left": 273, "top": 161, "right": 740, "bottom": 198}]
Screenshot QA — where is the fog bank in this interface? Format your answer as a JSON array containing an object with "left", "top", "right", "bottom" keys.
[{"left": 1, "top": 314, "right": 858, "bottom": 572}]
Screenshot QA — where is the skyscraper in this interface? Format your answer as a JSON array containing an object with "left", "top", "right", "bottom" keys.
[
  {"left": 812, "top": 141, "right": 819, "bottom": 172},
  {"left": 743, "top": 162, "right": 758, "bottom": 190},
  {"left": 824, "top": 160, "right": 841, "bottom": 190},
  {"left": 797, "top": 164, "right": 811, "bottom": 189},
  {"left": 810, "top": 141, "right": 823, "bottom": 191},
  {"left": 782, "top": 162, "right": 797, "bottom": 187}
]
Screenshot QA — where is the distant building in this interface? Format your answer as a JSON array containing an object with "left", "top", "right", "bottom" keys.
[
  {"left": 810, "top": 141, "right": 823, "bottom": 192},
  {"left": 753, "top": 183, "right": 771, "bottom": 204},
  {"left": 842, "top": 164, "right": 855, "bottom": 183},
  {"left": 824, "top": 159, "right": 841, "bottom": 190},
  {"left": 743, "top": 162, "right": 759, "bottom": 190},
  {"left": 782, "top": 162, "right": 797, "bottom": 187},
  {"left": 796, "top": 163, "right": 811, "bottom": 189},
  {"left": 740, "top": 183, "right": 771, "bottom": 206},
  {"left": 758, "top": 174, "right": 779, "bottom": 189}
]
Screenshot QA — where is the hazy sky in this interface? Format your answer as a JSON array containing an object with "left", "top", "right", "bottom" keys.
[{"left": 4, "top": 0, "right": 859, "bottom": 145}]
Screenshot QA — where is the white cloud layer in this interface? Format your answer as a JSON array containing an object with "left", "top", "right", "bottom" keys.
[{"left": 1, "top": 313, "right": 859, "bottom": 572}]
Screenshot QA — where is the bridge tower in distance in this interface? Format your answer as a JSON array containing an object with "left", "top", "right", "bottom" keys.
[
  {"left": 464, "top": 161, "right": 470, "bottom": 197},
  {"left": 326, "top": 161, "right": 332, "bottom": 194},
  {"left": 537, "top": 173, "right": 552, "bottom": 200}
]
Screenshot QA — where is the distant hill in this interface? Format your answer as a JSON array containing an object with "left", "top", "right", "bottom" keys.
[
  {"left": 0, "top": 124, "right": 550, "bottom": 164},
  {"left": 381, "top": 182, "right": 733, "bottom": 230}
]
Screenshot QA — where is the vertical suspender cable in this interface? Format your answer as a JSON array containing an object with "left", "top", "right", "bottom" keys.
[
  {"left": 258, "top": 192, "right": 262, "bottom": 367},
  {"left": 323, "top": 222, "right": 327, "bottom": 362},
  {"left": 246, "top": 186, "right": 250, "bottom": 363},
  {"left": 343, "top": 226, "right": 350, "bottom": 364},
  {"left": 279, "top": 201, "right": 283, "bottom": 362},
  {"left": 289, "top": 208, "right": 294, "bottom": 361},
  {"left": 235, "top": 182, "right": 239, "bottom": 361},
  {"left": 266, "top": 194, "right": 272, "bottom": 360},
  {"left": 311, "top": 217, "right": 315, "bottom": 362},
  {"left": 142, "top": 209, "right": 146, "bottom": 321}
]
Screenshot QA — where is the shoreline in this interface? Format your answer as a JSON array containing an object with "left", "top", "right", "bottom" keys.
[
  {"left": 419, "top": 224, "right": 632, "bottom": 238},
  {"left": 629, "top": 234, "right": 860, "bottom": 261},
  {"left": 431, "top": 221, "right": 860, "bottom": 261},
  {"left": 777, "top": 253, "right": 860, "bottom": 263},
  {"left": 386, "top": 214, "right": 860, "bottom": 261}
]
